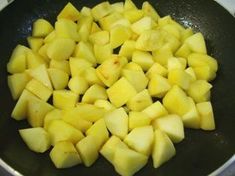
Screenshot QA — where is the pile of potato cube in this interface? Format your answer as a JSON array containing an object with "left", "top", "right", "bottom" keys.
[{"left": 7, "top": 0, "right": 218, "bottom": 175}]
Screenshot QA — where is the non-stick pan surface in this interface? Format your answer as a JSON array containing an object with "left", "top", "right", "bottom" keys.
[{"left": 0, "top": 0, "right": 235, "bottom": 175}]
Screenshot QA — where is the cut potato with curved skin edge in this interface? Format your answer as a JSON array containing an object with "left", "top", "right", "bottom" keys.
[{"left": 7, "top": 1, "right": 219, "bottom": 174}]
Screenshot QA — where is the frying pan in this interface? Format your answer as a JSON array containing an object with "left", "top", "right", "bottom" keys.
[{"left": 0, "top": 0, "right": 235, "bottom": 175}]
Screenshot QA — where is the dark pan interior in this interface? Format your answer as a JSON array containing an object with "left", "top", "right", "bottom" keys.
[{"left": 0, "top": 0, "right": 235, "bottom": 175}]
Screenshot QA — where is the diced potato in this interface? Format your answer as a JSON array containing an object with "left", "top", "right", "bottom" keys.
[
  {"left": 175, "top": 43, "right": 191, "bottom": 58},
  {"left": 142, "top": 101, "right": 168, "bottom": 120},
  {"left": 55, "top": 19, "right": 80, "bottom": 41},
  {"left": 57, "top": 2, "right": 80, "bottom": 21},
  {"left": 124, "top": 0, "right": 137, "bottom": 10},
  {"left": 132, "top": 50, "right": 154, "bottom": 71},
  {"left": 148, "top": 74, "right": 171, "bottom": 98},
  {"left": 136, "top": 29, "right": 165, "bottom": 51},
  {"left": 94, "top": 43, "right": 113, "bottom": 64},
  {"left": 32, "top": 19, "right": 54, "bottom": 37},
  {"left": 68, "top": 76, "right": 89, "bottom": 94},
  {"left": 124, "top": 126, "right": 154, "bottom": 155},
  {"left": 131, "top": 16, "right": 152, "bottom": 35},
  {"left": 27, "top": 37, "right": 44, "bottom": 52},
  {"left": 168, "top": 69, "right": 191, "bottom": 90},
  {"left": 7, "top": 45, "right": 28, "bottom": 74},
  {"left": 48, "top": 68, "right": 69, "bottom": 90},
  {"left": 193, "top": 66, "right": 216, "bottom": 81},
  {"left": 152, "top": 129, "right": 176, "bottom": 168},
  {"left": 100, "top": 136, "right": 128, "bottom": 164},
  {"left": 161, "top": 24, "right": 181, "bottom": 39},
  {"left": 27, "top": 97, "right": 54, "bottom": 127},
  {"left": 96, "top": 57, "right": 123, "bottom": 87},
  {"left": 8, "top": 72, "right": 31, "bottom": 100},
  {"left": 11, "top": 90, "right": 38, "bottom": 120},
  {"left": 91, "top": 1, "right": 112, "bottom": 21},
  {"left": 182, "top": 97, "right": 200, "bottom": 129},
  {"left": 163, "top": 85, "right": 190, "bottom": 116},
  {"left": 167, "top": 57, "right": 187, "bottom": 71},
  {"left": 69, "top": 104, "right": 105, "bottom": 122},
  {"left": 80, "top": 7, "right": 92, "bottom": 17},
  {"left": 53, "top": 90, "right": 79, "bottom": 110},
  {"left": 73, "top": 41, "right": 97, "bottom": 66},
  {"left": 185, "top": 67, "right": 197, "bottom": 82},
  {"left": 122, "top": 69, "right": 148, "bottom": 92},
  {"left": 153, "top": 114, "right": 184, "bottom": 143},
  {"left": 38, "top": 44, "right": 50, "bottom": 62},
  {"left": 152, "top": 45, "right": 173, "bottom": 66},
  {"left": 111, "top": 2, "right": 124, "bottom": 13},
  {"left": 49, "top": 59, "right": 70, "bottom": 75},
  {"left": 86, "top": 118, "right": 109, "bottom": 148},
  {"left": 184, "top": 32, "right": 207, "bottom": 54},
  {"left": 44, "top": 31, "right": 56, "bottom": 43},
  {"left": 76, "top": 135, "right": 99, "bottom": 167},
  {"left": 91, "top": 22, "right": 102, "bottom": 33},
  {"left": 127, "top": 89, "right": 153, "bottom": 111},
  {"left": 146, "top": 63, "right": 168, "bottom": 79},
  {"left": 82, "top": 84, "right": 107, "bottom": 103},
  {"left": 50, "top": 141, "right": 81, "bottom": 168},
  {"left": 124, "top": 62, "right": 143, "bottom": 71},
  {"left": 19, "top": 127, "right": 50, "bottom": 153},
  {"left": 196, "top": 101, "right": 215, "bottom": 130},
  {"left": 142, "top": 1, "right": 160, "bottom": 22},
  {"left": 110, "top": 25, "right": 132, "bottom": 49},
  {"left": 119, "top": 40, "right": 136, "bottom": 59},
  {"left": 113, "top": 147, "right": 148, "bottom": 176},
  {"left": 47, "top": 38, "right": 75, "bottom": 60},
  {"left": 104, "top": 108, "right": 128, "bottom": 139},
  {"left": 124, "top": 9, "right": 144, "bottom": 23},
  {"left": 181, "top": 28, "right": 193, "bottom": 42},
  {"left": 77, "top": 16, "right": 93, "bottom": 42},
  {"left": 128, "top": 111, "right": 151, "bottom": 130},
  {"left": 26, "top": 79, "right": 52, "bottom": 101},
  {"left": 187, "top": 80, "right": 212, "bottom": 103},
  {"left": 89, "top": 30, "right": 109, "bottom": 45},
  {"left": 62, "top": 109, "right": 92, "bottom": 132},
  {"left": 164, "top": 32, "right": 181, "bottom": 52},
  {"left": 69, "top": 58, "right": 92, "bottom": 77},
  {"left": 94, "top": 100, "right": 115, "bottom": 111},
  {"left": 107, "top": 77, "right": 137, "bottom": 107},
  {"left": 26, "top": 50, "right": 47, "bottom": 69},
  {"left": 82, "top": 67, "right": 104, "bottom": 86},
  {"left": 47, "top": 120, "right": 84, "bottom": 145},
  {"left": 43, "top": 109, "right": 62, "bottom": 130}
]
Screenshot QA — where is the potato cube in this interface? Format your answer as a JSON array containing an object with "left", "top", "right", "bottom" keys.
[
  {"left": 175, "top": 43, "right": 191, "bottom": 58},
  {"left": 8, "top": 72, "right": 31, "bottom": 100},
  {"left": 27, "top": 37, "right": 44, "bottom": 52},
  {"left": 27, "top": 97, "right": 54, "bottom": 127},
  {"left": 181, "top": 28, "right": 193, "bottom": 42},
  {"left": 80, "top": 6, "right": 92, "bottom": 17},
  {"left": 161, "top": 24, "right": 181, "bottom": 39},
  {"left": 94, "top": 43, "right": 113, "bottom": 64},
  {"left": 47, "top": 120, "right": 84, "bottom": 145},
  {"left": 91, "top": 22, "right": 102, "bottom": 33},
  {"left": 69, "top": 58, "right": 92, "bottom": 77},
  {"left": 26, "top": 79, "right": 52, "bottom": 101},
  {"left": 124, "top": 62, "right": 143, "bottom": 71},
  {"left": 86, "top": 118, "right": 109, "bottom": 148},
  {"left": 55, "top": 19, "right": 79, "bottom": 41},
  {"left": 89, "top": 30, "right": 109, "bottom": 45},
  {"left": 49, "top": 59, "right": 70, "bottom": 75},
  {"left": 124, "top": 0, "right": 137, "bottom": 10},
  {"left": 19, "top": 127, "right": 50, "bottom": 153},
  {"left": 132, "top": 50, "right": 154, "bottom": 71},
  {"left": 146, "top": 63, "right": 168, "bottom": 79},
  {"left": 124, "top": 9, "right": 144, "bottom": 23},
  {"left": 167, "top": 57, "right": 187, "bottom": 71},
  {"left": 82, "top": 84, "right": 107, "bottom": 104},
  {"left": 196, "top": 101, "right": 215, "bottom": 130},
  {"left": 47, "top": 38, "right": 75, "bottom": 60},
  {"left": 94, "top": 99, "right": 115, "bottom": 111},
  {"left": 44, "top": 109, "right": 62, "bottom": 130},
  {"left": 113, "top": 147, "right": 148, "bottom": 176},
  {"left": 152, "top": 129, "right": 176, "bottom": 168},
  {"left": 152, "top": 114, "right": 184, "bottom": 143},
  {"left": 100, "top": 136, "right": 128, "bottom": 164},
  {"left": 26, "top": 50, "right": 47, "bottom": 69},
  {"left": 148, "top": 74, "right": 171, "bottom": 98},
  {"left": 104, "top": 108, "right": 128, "bottom": 139},
  {"left": 119, "top": 40, "right": 136, "bottom": 59},
  {"left": 184, "top": 32, "right": 207, "bottom": 54},
  {"left": 11, "top": 90, "right": 38, "bottom": 120},
  {"left": 68, "top": 76, "right": 89, "bottom": 95},
  {"left": 142, "top": 1, "right": 160, "bottom": 22},
  {"left": 168, "top": 69, "right": 191, "bottom": 90},
  {"left": 96, "top": 57, "right": 123, "bottom": 87},
  {"left": 124, "top": 126, "right": 154, "bottom": 155},
  {"left": 187, "top": 80, "right": 212, "bottom": 103},
  {"left": 57, "top": 2, "right": 80, "bottom": 21},
  {"left": 193, "top": 66, "right": 216, "bottom": 81},
  {"left": 53, "top": 90, "right": 79, "bottom": 110},
  {"left": 111, "top": 2, "right": 124, "bottom": 13},
  {"left": 128, "top": 111, "right": 151, "bottom": 130},
  {"left": 44, "top": 30, "right": 56, "bottom": 43},
  {"left": 73, "top": 41, "right": 96, "bottom": 66},
  {"left": 107, "top": 77, "right": 137, "bottom": 107},
  {"left": 50, "top": 141, "right": 81, "bottom": 168},
  {"left": 32, "top": 19, "right": 54, "bottom": 37},
  {"left": 152, "top": 45, "right": 173, "bottom": 66},
  {"left": 38, "top": 44, "right": 50, "bottom": 62},
  {"left": 91, "top": 1, "right": 112, "bottom": 21},
  {"left": 185, "top": 67, "right": 197, "bottom": 82},
  {"left": 76, "top": 135, "right": 99, "bottom": 167},
  {"left": 82, "top": 67, "right": 104, "bottom": 86},
  {"left": 142, "top": 101, "right": 168, "bottom": 120},
  {"left": 131, "top": 16, "right": 152, "bottom": 35},
  {"left": 48, "top": 68, "right": 69, "bottom": 90},
  {"left": 163, "top": 85, "right": 190, "bottom": 116}
]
